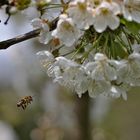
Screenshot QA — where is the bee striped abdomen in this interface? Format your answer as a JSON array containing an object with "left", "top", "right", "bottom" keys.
[{"left": 17, "top": 96, "right": 33, "bottom": 110}]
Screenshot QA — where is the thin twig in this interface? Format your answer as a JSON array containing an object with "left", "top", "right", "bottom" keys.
[
  {"left": 0, "top": 17, "right": 58, "bottom": 50},
  {"left": 0, "top": 28, "right": 41, "bottom": 50}
]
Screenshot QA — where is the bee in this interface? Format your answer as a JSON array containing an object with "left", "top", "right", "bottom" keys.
[{"left": 17, "top": 96, "right": 33, "bottom": 110}]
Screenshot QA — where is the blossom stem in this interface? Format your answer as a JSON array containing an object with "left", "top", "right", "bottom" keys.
[
  {"left": 71, "top": 44, "right": 84, "bottom": 60},
  {"left": 81, "top": 34, "right": 103, "bottom": 63},
  {"left": 104, "top": 33, "right": 109, "bottom": 55},
  {"left": 109, "top": 32, "right": 114, "bottom": 58},
  {"left": 62, "top": 50, "right": 75, "bottom": 56},
  {"left": 122, "top": 27, "right": 132, "bottom": 52}
]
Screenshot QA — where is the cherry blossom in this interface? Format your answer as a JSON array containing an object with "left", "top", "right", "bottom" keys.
[
  {"left": 67, "top": 0, "right": 94, "bottom": 29},
  {"left": 31, "top": 18, "right": 52, "bottom": 44},
  {"left": 52, "top": 14, "right": 83, "bottom": 47},
  {"left": 20, "top": 0, "right": 140, "bottom": 100},
  {"left": 123, "top": 0, "right": 140, "bottom": 23},
  {"left": 93, "top": 1, "right": 120, "bottom": 32}
]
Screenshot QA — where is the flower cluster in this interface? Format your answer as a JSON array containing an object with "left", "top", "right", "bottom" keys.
[
  {"left": 37, "top": 43, "right": 140, "bottom": 100},
  {"left": 18, "top": 0, "right": 140, "bottom": 99},
  {"left": 23, "top": 0, "right": 140, "bottom": 47}
]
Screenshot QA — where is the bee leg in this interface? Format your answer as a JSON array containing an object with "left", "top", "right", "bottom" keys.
[
  {"left": 17, "top": 103, "right": 20, "bottom": 107},
  {"left": 22, "top": 104, "right": 26, "bottom": 110},
  {"left": 23, "top": 105, "right": 26, "bottom": 110},
  {"left": 21, "top": 105, "right": 24, "bottom": 110}
]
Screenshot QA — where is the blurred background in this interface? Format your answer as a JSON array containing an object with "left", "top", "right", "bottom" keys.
[{"left": 0, "top": 8, "right": 140, "bottom": 140}]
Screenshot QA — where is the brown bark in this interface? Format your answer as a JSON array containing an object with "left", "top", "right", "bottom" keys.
[
  {"left": 0, "top": 17, "right": 58, "bottom": 50},
  {"left": 0, "top": 29, "right": 41, "bottom": 50}
]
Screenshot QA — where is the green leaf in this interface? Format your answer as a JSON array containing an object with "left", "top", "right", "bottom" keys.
[
  {"left": 125, "top": 21, "right": 140, "bottom": 34},
  {"left": 113, "top": 42, "right": 128, "bottom": 59}
]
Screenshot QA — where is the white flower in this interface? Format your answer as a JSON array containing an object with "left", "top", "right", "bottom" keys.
[
  {"left": 53, "top": 56, "right": 80, "bottom": 84},
  {"left": 108, "top": 85, "right": 128, "bottom": 100},
  {"left": 31, "top": 18, "right": 52, "bottom": 44},
  {"left": 73, "top": 67, "right": 89, "bottom": 97},
  {"left": 117, "top": 53, "right": 140, "bottom": 86},
  {"left": 44, "top": 56, "right": 89, "bottom": 97},
  {"left": 60, "top": 66, "right": 89, "bottom": 97},
  {"left": 67, "top": 0, "right": 94, "bottom": 29},
  {"left": 36, "top": 51, "right": 55, "bottom": 77},
  {"left": 123, "top": 0, "right": 140, "bottom": 23},
  {"left": 88, "top": 80, "right": 111, "bottom": 98},
  {"left": 85, "top": 53, "right": 117, "bottom": 81},
  {"left": 84, "top": 53, "right": 118, "bottom": 98},
  {"left": 52, "top": 14, "right": 83, "bottom": 47},
  {"left": 93, "top": 1, "right": 120, "bottom": 32},
  {"left": 55, "top": 56, "right": 79, "bottom": 68}
]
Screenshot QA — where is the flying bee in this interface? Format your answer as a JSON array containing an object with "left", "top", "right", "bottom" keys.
[{"left": 17, "top": 96, "right": 33, "bottom": 110}]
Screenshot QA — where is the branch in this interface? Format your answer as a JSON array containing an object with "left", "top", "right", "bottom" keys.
[
  {"left": 0, "top": 28, "right": 41, "bottom": 50},
  {"left": 0, "top": 17, "right": 58, "bottom": 50}
]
